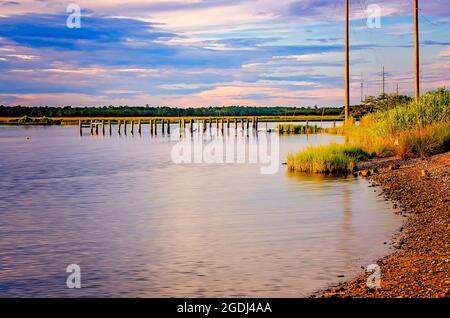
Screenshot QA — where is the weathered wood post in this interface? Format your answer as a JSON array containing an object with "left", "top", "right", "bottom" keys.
[
  {"left": 162, "top": 119, "right": 165, "bottom": 135},
  {"left": 131, "top": 120, "right": 134, "bottom": 135},
  {"left": 124, "top": 120, "right": 127, "bottom": 135},
  {"left": 138, "top": 120, "right": 142, "bottom": 135},
  {"left": 102, "top": 120, "right": 105, "bottom": 135},
  {"left": 118, "top": 120, "right": 122, "bottom": 135},
  {"left": 203, "top": 120, "right": 207, "bottom": 133},
  {"left": 227, "top": 119, "right": 230, "bottom": 129},
  {"left": 95, "top": 121, "right": 99, "bottom": 135},
  {"left": 155, "top": 119, "right": 158, "bottom": 136},
  {"left": 241, "top": 119, "right": 244, "bottom": 130},
  {"left": 246, "top": 119, "right": 250, "bottom": 130},
  {"left": 90, "top": 120, "right": 93, "bottom": 135},
  {"left": 108, "top": 120, "right": 112, "bottom": 135},
  {"left": 220, "top": 119, "right": 224, "bottom": 133},
  {"left": 190, "top": 119, "right": 194, "bottom": 134},
  {"left": 255, "top": 117, "right": 258, "bottom": 131},
  {"left": 79, "top": 120, "right": 82, "bottom": 136}
]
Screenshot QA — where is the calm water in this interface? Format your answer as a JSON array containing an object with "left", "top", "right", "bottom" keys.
[{"left": 0, "top": 123, "right": 401, "bottom": 297}]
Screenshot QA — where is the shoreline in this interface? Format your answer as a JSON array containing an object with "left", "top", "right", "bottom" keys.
[{"left": 317, "top": 152, "right": 450, "bottom": 298}]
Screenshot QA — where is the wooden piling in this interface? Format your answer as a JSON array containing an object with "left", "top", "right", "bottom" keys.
[
  {"left": 131, "top": 120, "right": 134, "bottom": 135},
  {"left": 138, "top": 120, "right": 142, "bottom": 135},
  {"left": 79, "top": 120, "right": 82, "bottom": 136},
  {"left": 118, "top": 120, "right": 122, "bottom": 135},
  {"left": 167, "top": 119, "right": 171, "bottom": 134},
  {"left": 90, "top": 120, "right": 93, "bottom": 135},
  {"left": 108, "top": 120, "right": 112, "bottom": 135},
  {"left": 190, "top": 119, "right": 194, "bottom": 134},
  {"left": 124, "top": 120, "right": 127, "bottom": 135},
  {"left": 102, "top": 120, "right": 105, "bottom": 135}
]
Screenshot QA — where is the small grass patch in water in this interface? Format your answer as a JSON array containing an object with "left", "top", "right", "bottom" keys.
[
  {"left": 277, "top": 123, "right": 323, "bottom": 134},
  {"left": 287, "top": 143, "right": 372, "bottom": 174}
]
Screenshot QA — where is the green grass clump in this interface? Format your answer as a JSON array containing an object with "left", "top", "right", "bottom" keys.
[
  {"left": 277, "top": 123, "right": 323, "bottom": 134},
  {"left": 287, "top": 143, "right": 372, "bottom": 174}
]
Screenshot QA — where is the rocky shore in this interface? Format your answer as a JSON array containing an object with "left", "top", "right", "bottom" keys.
[{"left": 320, "top": 152, "right": 450, "bottom": 298}]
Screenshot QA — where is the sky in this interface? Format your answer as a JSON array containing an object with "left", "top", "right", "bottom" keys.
[{"left": 0, "top": 0, "right": 449, "bottom": 107}]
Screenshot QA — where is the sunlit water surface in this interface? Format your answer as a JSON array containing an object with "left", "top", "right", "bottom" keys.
[{"left": 0, "top": 123, "right": 401, "bottom": 297}]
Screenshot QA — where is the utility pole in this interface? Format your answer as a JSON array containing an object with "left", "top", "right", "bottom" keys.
[
  {"left": 344, "top": 0, "right": 350, "bottom": 122},
  {"left": 360, "top": 72, "right": 364, "bottom": 103},
  {"left": 414, "top": 0, "right": 420, "bottom": 102},
  {"left": 382, "top": 65, "right": 385, "bottom": 95}
]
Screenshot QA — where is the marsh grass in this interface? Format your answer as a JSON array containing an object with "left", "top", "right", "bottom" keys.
[
  {"left": 289, "top": 89, "right": 450, "bottom": 174},
  {"left": 287, "top": 143, "right": 372, "bottom": 174},
  {"left": 277, "top": 123, "right": 323, "bottom": 134}
]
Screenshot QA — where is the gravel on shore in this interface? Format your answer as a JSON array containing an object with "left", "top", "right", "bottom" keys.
[{"left": 319, "top": 152, "right": 450, "bottom": 298}]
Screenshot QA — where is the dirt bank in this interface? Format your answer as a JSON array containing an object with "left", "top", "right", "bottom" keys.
[{"left": 320, "top": 152, "right": 450, "bottom": 298}]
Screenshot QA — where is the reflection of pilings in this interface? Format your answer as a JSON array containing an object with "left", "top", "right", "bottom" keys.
[
  {"left": 190, "top": 119, "right": 194, "bottom": 134},
  {"left": 246, "top": 119, "right": 250, "bottom": 130},
  {"left": 216, "top": 119, "right": 219, "bottom": 130},
  {"left": 95, "top": 122, "right": 99, "bottom": 135},
  {"left": 234, "top": 119, "right": 238, "bottom": 129},
  {"left": 203, "top": 120, "right": 207, "bottom": 132},
  {"left": 118, "top": 120, "right": 122, "bottom": 135},
  {"left": 138, "top": 120, "right": 142, "bottom": 135},
  {"left": 220, "top": 119, "right": 224, "bottom": 133},
  {"left": 124, "top": 120, "right": 127, "bottom": 135},
  {"left": 167, "top": 119, "right": 171, "bottom": 134},
  {"left": 209, "top": 119, "right": 212, "bottom": 131},
  {"left": 241, "top": 119, "right": 244, "bottom": 130},
  {"left": 162, "top": 119, "right": 165, "bottom": 135},
  {"left": 109, "top": 120, "right": 112, "bottom": 135},
  {"left": 255, "top": 117, "right": 258, "bottom": 131},
  {"left": 227, "top": 119, "right": 230, "bottom": 129},
  {"left": 131, "top": 120, "right": 134, "bottom": 135},
  {"left": 155, "top": 119, "right": 158, "bottom": 136},
  {"left": 102, "top": 120, "right": 105, "bottom": 135}
]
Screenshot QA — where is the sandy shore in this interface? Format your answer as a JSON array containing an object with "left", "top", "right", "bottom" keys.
[{"left": 319, "top": 152, "right": 450, "bottom": 298}]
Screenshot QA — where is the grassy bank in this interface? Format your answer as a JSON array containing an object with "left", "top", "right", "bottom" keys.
[{"left": 288, "top": 89, "right": 450, "bottom": 173}]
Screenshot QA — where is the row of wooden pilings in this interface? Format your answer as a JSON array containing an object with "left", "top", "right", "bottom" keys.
[{"left": 79, "top": 117, "right": 261, "bottom": 136}]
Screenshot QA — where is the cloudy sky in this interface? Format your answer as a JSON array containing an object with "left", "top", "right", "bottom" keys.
[{"left": 0, "top": 0, "right": 449, "bottom": 107}]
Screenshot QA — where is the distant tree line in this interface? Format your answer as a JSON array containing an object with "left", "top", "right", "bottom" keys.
[{"left": 0, "top": 105, "right": 344, "bottom": 117}]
